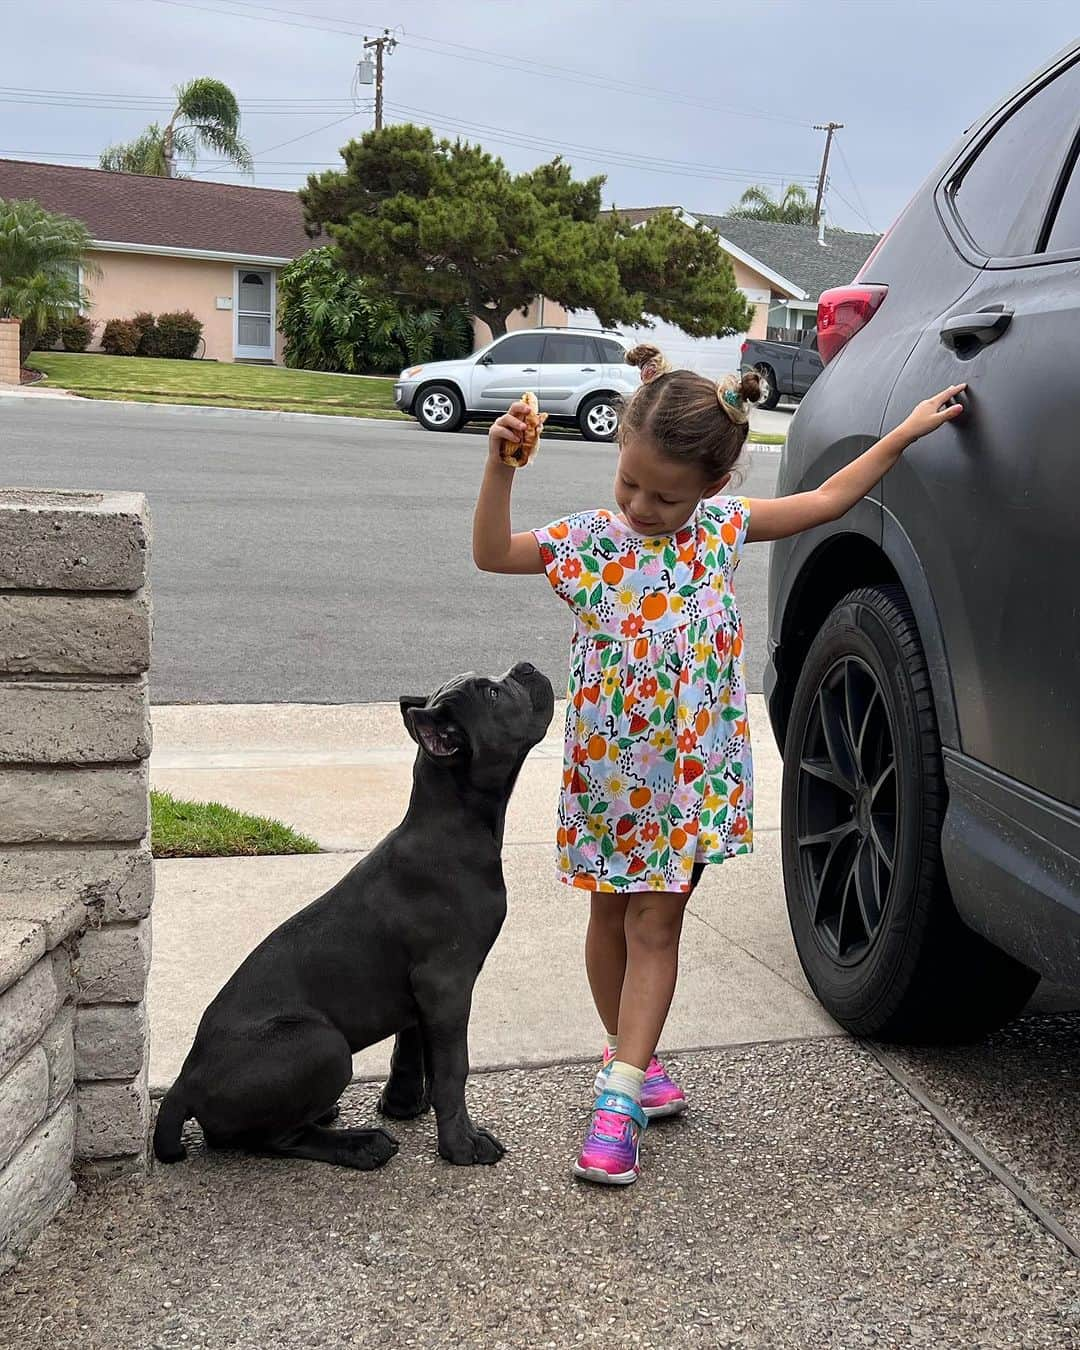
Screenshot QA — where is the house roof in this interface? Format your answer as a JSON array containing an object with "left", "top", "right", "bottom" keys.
[
  {"left": 0, "top": 158, "right": 316, "bottom": 262},
  {"left": 696, "top": 214, "right": 880, "bottom": 299},
  {"left": 606, "top": 205, "right": 879, "bottom": 300}
]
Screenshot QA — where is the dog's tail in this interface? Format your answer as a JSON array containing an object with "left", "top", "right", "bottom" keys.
[{"left": 153, "top": 1083, "right": 190, "bottom": 1164}]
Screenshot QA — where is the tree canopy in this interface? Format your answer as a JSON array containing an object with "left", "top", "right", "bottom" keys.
[
  {"left": 100, "top": 78, "right": 251, "bottom": 178},
  {"left": 301, "top": 125, "right": 752, "bottom": 339},
  {"left": 728, "top": 183, "right": 816, "bottom": 225},
  {"left": 0, "top": 197, "right": 96, "bottom": 363}
]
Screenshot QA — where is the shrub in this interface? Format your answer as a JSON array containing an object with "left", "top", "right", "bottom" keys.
[
  {"left": 36, "top": 318, "right": 63, "bottom": 351},
  {"left": 100, "top": 318, "right": 142, "bottom": 356},
  {"left": 131, "top": 311, "right": 160, "bottom": 356},
  {"left": 154, "top": 309, "right": 202, "bottom": 359},
  {"left": 60, "top": 314, "right": 95, "bottom": 352}
]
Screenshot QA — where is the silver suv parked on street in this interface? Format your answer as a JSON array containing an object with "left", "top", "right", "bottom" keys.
[{"left": 394, "top": 327, "right": 637, "bottom": 440}]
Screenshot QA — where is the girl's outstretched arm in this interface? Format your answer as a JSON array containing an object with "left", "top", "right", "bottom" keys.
[
  {"left": 744, "top": 384, "right": 966, "bottom": 544},
  {"left": 473, "top": 401, "right": 545, "bottom": 573}
]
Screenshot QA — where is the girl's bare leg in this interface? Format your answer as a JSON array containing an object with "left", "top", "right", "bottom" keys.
[
  {"left": 615, "top": 892, "right": 690, "bottom": 1070},
  {"left": 585, "top": 894, "right": 630, "bottom": 1036}
]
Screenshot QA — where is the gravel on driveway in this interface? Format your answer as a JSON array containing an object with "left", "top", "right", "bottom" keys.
[{"left": 3, "top": 1037, "right": 1078, "bottom": 1349}]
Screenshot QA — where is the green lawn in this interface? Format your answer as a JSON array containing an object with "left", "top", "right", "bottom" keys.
[
  {"left": 30, "top": 352, "right": 402, "bottom": 419},
  {"left": 151, "top": 789, "right": 320, "bottom": 859}
]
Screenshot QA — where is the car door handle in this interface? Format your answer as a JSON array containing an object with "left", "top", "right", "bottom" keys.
[
  {"left": 939, "top": 305, "right": 1013, "bottom": 351},
  {"left": 522, "top": 367, "right": 538, "bottom": 373},
  {"left": 581, "top": 367, "right": 596, "bottom": 372}
]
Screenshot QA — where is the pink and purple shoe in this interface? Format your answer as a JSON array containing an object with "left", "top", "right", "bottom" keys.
[
  {"left": 594, "top": 1046, "right": 688, "bottom": 1120},
  {"left": 573, "top": 1090, "right": 647, "bottom": 1186}
]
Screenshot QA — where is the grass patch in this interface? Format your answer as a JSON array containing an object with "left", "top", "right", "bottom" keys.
[
  {"left": 749, "top": 432, "right": 787, "bottom": 446},
  {"left": 151, "top": 789, "right": 320, "bottom": 859},
  {"left": 30, "top": 352, "right": 403, "bottom": 419}
]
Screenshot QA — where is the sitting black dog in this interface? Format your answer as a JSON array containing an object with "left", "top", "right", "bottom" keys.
[{"left": 153, "top": 661, "right": 554, "bottom": 1171}]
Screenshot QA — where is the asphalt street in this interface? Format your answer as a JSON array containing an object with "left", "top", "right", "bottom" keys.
[{"left": 1, "top": 398, "right": 781, "bottom": 704}]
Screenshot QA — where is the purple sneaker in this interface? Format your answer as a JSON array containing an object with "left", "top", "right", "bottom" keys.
[
  {"left": 573, "top": 1090, "right": 647, "bottom": 1186},
  {"left": 594, "top": 1047, "right": 688, "bottom": 1120}
]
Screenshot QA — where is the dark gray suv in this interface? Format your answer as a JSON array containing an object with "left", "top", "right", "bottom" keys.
[{"left": 766, "top": 42, "right": 1080, "bottom": 1042}]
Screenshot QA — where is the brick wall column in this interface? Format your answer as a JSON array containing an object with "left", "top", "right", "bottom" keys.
[
  {"left": 0, "top": 319, "right": 20, "bottom": 387},
  {"left": 0, "top": 489, "right": 153, "bottom": 1271}
]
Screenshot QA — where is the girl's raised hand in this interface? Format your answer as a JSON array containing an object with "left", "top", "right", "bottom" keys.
[
  {"left": 900, "top": 384, "right": 967, "bottom": 442},
  {"left": 488, "top": 401, "right": 531, "bottom": 461}
]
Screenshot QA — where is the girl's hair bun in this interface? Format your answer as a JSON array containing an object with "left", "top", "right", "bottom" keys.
[
  {"left": 625, "top": 343, "right": 663, "bottom": 369},
  {"left": 626, "top": 343, "right": 671, "bottom": 383},
  {"left": 737, "top": 369, "right": 763, "bottom": 405}
]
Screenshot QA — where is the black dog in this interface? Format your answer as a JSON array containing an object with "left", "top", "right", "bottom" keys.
[{"left": 153, "top": 662, "right": 554, "bottom": 1171}]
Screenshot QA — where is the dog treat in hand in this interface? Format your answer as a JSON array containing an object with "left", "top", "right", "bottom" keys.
[{"left": 499, "top": 392, "right": 543, "bottom": 468}]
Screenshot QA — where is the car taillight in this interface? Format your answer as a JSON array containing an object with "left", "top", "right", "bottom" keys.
[
  {"left": 817, "top": 285, "right": 888, "bottom": 365},
  {"left": 740, "top": 340, "right": 748, "bottom": 356}
]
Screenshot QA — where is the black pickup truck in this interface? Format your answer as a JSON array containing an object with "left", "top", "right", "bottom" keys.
[{"left": 740, "top": 329, "right": 822, "bottom": 410}]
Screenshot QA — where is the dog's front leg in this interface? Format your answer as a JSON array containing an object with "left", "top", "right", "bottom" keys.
[
  {"left": 414, "top": 977, "right": 504, "bottom": 1166},
  {"left": 377, "top": 1025, "right": 431, "bottom": 1120}
]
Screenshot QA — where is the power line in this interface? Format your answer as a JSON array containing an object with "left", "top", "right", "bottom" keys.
[
  {"left": 833, "top": 139, "right": 876, "bottom": 232},
  {"left": 148, "top": 0, "right": 813, "bottom": 129}
]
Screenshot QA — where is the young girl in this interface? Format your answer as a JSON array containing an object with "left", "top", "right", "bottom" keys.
[{"left": 473, "top": 343, "right": 964, "bottom": 1186}]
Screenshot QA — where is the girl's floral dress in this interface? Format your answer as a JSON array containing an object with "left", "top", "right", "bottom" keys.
[{"left": 533, "top": 497, "right": 753, "bottom": 894}]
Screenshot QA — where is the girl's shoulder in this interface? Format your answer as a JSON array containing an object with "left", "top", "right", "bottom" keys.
[
  {"left": 700, "top": 495, "right": 750, "bottom": 526},
  {"left": 535, "top": 509, "right": 620, "bottom": 547}
]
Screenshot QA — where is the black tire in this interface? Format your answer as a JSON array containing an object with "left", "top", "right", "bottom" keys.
[
  {"left": 781, "top": 584, "right": 1038, "bottom": 1042},
  {"left": 577, "top": 393, "right": 620, "bottom": 442},
  {"left": 755, "top": 365, "right": 780, "bottom": 410},
  {"left": 414, "top": 383, "right": 465, "bottom": 433}
]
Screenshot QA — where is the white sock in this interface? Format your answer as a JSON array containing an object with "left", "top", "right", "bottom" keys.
[
  {"left": 604, "top": 1032, "right": 618, "bottom": 1057},
  {"left": 605, "top": 1061, "right": 646, "bottom": 1104}
]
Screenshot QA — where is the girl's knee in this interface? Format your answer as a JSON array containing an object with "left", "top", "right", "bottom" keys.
[
  {"left": 625, "top": 895, "right": 687, "bottom": 952},
  {"left": 589, "top": 894, "right": 629, "bottom": 930}
]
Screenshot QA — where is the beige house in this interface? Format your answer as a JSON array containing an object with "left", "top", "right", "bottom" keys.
[{"left": 0, "top": 158, "right": 318, "bottom": 364}]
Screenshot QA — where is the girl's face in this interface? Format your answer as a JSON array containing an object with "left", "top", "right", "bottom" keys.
[{"left": 615, "top": 433, "right": 730, "bottom": 535}]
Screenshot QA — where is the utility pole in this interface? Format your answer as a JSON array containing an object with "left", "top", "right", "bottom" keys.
[
  {"left": 812, "top": 121, "right": 843, "bottom": 228},
  {"left": 363, "top": 29, "right": 398, "bottom": 131}
]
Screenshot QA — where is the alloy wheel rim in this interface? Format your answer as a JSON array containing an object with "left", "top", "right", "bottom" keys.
[
  {"left": 587, "top": 403, "right": 618, "bottom": 436},
  {"left": 795, "top": 655, "right": 898, "bottom": 965},
  {"left": 423, "top": 393, "right": 453, "bottom": 425}
]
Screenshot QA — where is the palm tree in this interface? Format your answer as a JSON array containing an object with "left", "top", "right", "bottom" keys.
[
  {"left": 99, "top": 78, "right": 252, "bottom": 178},
  {"left": 728, "top": 184, "right": 816, "bottom": 225},
  {"left": 0, "top": 198, "right": 97, "bottom": 364}
]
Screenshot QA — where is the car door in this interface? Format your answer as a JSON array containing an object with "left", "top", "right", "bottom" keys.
[
  {"left": 881, "top": 53, "right": 1080, "bottom": 807},
  {"left": 536, "top": 333, "right": 602, "bottom": 414},
  {"left": 792, "top": 331, "right": 822, "bottom": 395},
  {"left": 471, "top": 332, "right": 545, "bottom": 410}
]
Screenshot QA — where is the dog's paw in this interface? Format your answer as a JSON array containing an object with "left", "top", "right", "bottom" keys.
[
  {"left": 348, "top": 1127, "right": 400, "bottom": 1171},
  {"left": 313, "top": 1104, "right": 341, "bottom": 1127},
  {"left": 438, "top": 1126, "right": 506, "bottom": 1167},
  {"left": 376, "top": 1088, "right": 431, "bottom": 1121}
]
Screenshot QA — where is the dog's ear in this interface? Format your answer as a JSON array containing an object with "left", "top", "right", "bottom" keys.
[
  {"left": 404, "top": 705, "right": 464, "bottom": 759},
  {"left": 399, "top": 695, "right": 427, "bottom": 733}
]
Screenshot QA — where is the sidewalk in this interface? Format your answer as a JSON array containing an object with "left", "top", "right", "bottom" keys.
[{"left": 147, "top": 697, "right": 837, "bottom": 1091}]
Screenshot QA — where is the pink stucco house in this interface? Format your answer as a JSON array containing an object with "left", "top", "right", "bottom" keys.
[{"left": 0, "top": 158, "right": 317, "bottom": 364}]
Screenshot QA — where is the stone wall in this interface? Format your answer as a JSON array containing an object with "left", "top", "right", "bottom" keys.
[{"left": 0, "top": 489, "right": 152, "bottom": 1273}]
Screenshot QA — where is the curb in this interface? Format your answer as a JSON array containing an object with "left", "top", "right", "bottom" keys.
[{"left": 0, "top": 391, "right": 410, "bottom": 427}]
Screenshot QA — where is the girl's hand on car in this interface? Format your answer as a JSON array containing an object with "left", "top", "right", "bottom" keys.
[{"left": 901, "top": 385, "right": 967, "bottom": 441}]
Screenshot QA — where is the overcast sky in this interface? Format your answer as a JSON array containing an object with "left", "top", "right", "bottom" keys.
[{"left": 4, "top": 0, "right": 1078, "bottom": 234}]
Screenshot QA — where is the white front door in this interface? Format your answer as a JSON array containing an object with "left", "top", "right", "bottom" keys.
[{"left": 234, "top": 268, "right": 275, "bottom": 360}]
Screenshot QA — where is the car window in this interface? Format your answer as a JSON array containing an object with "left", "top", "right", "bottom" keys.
[
  {"left": 542, "top": 334, "right": 600, "bottom": 364},
  {"left": 1046, "top": 145, "right": 1080, "bottom": 252},
  {"left": 598, "top": 338, "right": 626, "bottom": 364},
  {"left": 485, "top": 333, "right": 545, "bottom": 364},
  {"left": 950, "top": 58, "right": 1080, "bottom": 257}
]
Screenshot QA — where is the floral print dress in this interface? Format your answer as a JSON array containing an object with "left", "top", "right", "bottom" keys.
[{"left": 533, "top": 497, "right": 753, "bottom": 894}]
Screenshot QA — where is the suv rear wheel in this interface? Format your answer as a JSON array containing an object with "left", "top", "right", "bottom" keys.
[
  {"left": 781, "top": 584, "right": 1038, "bottom": 1042},
  {"left": 578, "top": 393, "right": 620, "bottom": 442},
  {"left": 415, "top": 383, "right": 465, "bottom": 433}
]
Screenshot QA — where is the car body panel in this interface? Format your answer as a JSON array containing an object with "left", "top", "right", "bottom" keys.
[{"left": 766, "top": 39, "right": 1080, "bottom": 985}]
